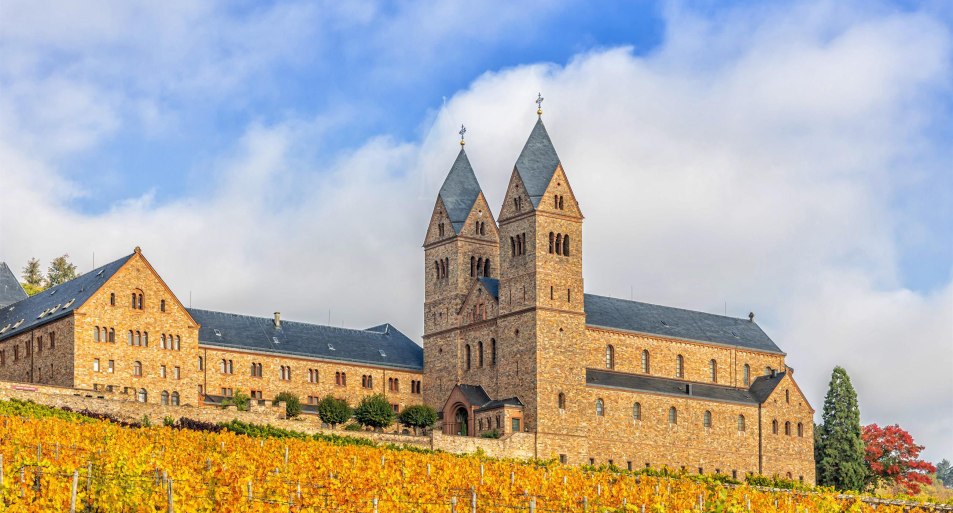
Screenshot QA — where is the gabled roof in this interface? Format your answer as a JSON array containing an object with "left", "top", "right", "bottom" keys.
[
  {"left": 438, "top": 148, "right": 483, "bottom": 233},
  {"left": 456, "top": 384, "right": 492, "bottom": 407},
  {"left": 187, "top": 308, "right": 423, "bottom": 371},
  {"left": 0, "top": 254, "right": 134, "bottom": 342},
  {"left": 587, "top": 368, "right": 783, "bottom": 406},
  {"left": 0, "top": 262, "right": 27, "bottom": 308},
  {"left": 584, "top": 294, "right": 784, "bottom": 355},
  {"left": 475, "top": 397, "right": 523, "bottom": 412},
  {"left": 478, "top": 277, "right": 499, "bottom": 300},
  {"left": 514, "top": 118, "right": 561, "bottom": 208}
]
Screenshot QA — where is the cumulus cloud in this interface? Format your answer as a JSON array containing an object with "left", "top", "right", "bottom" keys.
[{"left": 0, "top": 1, "right": 950, "bottom": 460}]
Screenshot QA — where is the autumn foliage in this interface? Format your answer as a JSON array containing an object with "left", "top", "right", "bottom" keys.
[{"left": 863, "top": 423, "right": 936, "bottom": 495}]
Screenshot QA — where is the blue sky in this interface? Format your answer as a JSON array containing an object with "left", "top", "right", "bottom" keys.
[{"left": 1, "top": 1, "right": 951, "bottom": 461}]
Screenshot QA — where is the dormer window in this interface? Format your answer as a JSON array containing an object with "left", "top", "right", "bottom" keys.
[
  {"left": 213, "top": 329, "right": 222, "bottom": 337},
  {"left": 328, "top": 343, "right": 335, "bottom": 351}
]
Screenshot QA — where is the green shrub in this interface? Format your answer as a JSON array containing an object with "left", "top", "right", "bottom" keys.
[
  {"left": 343, "top": 423, "right": 363, "bottom": 431},
  {"left": 222, "top": 391, "right": 251, "bottom": 411},
  {"left": 397, "top": 404, "right": 438, "bottom": 435},
  {"left": 313, "top": 432, "right": 377, "bottom": 447},
  {"left": 163, "top": 416, "right": 176, "bottom": 427},
  {"left": 141, "top": 415, "right": 152, "bottom": 427},
  {"left": 480, "top": 429, "right": 501, "bottom": 439},
  {"left": 273, "top": 392, "right": 302, "bottom": 418},
  {"left": 219, "top": 420, "right": 308, "bottom": 440},
  {"left": 317, "top": 396, "right": 352, "bottom": 428},
  {"left": 353, "top": 394, "right": 396, "bottom": 430}
]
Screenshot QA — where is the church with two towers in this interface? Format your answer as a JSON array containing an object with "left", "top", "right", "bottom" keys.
[{"left": 423, "top": 108, "right": 815, "bottom": 481}]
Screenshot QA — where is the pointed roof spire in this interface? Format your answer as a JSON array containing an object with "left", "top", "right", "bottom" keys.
[
  {"left": 0, "top": 262, "right": 27, "bottom": 308},
  {"left": 438, "top": 147, "right": 483, "bottom": 233},
  {"left": 514, "top": 117, "right": 561, "bottom": 208}
]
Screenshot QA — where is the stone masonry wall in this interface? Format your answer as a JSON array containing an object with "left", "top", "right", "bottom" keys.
[{"left": 0, "top": 316, "right": 75, "bottom": 387}]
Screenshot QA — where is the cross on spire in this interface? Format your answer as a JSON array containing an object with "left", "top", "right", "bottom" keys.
[
  {"left": 459, "top": 124, "right": 467, "bottom": 146},
  {"left": 536, "top": 92, "right": 544, "bottom": 116}
]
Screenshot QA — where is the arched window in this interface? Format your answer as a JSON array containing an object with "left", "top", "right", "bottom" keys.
[
  {"left": 160, "top": 334, "right": 166, "bottom": 349},
  {"left": 511, "top": 237, "right": 516, "bottom": 256},
  {"left": 555, "top": 233, "right": 562, "bottom": 255},
  {"left": 161, "top": 391, "right": 170, "bottom": 405},
  {"left": 633, "top": 402, "right": 641, "bottom": 420},
  {"left": 554, "top": 194, "right": 559, "bottom": 209},
  {"left": 483, "top": 258, "right": 490, "bottom": 277},
  {"left": 641, "top": 349, "right": 650, "bottom": 373},
  {"left": 480, "top": 222, "right": 486, "bottom": 235},
  {"left": 175, "top": 336, "right": 180, "bottom": 350},
  {"left": 559, "top": 195, "right": 564, "bottom": 210},
  {"left": 743, "top": 364, "right": 750, "bottom": 386},
  {"left": 197, "top": 356, "right": 203, "bottom": 371},
  {"left": 470, "top": 256, "right": 475, "bottom": 277},
  {"left": 465, "top": 345, "right": 471, "bottom": 370},
  {"left": 797, "top": 422, "right": 804, "bottom": 437},
  {"left": 109, "top": 328, "right": 115, "bottom": 343},
  {"left": 558, "top": 392, "right": 566, "bottom": 410},
  {"left": 605, "top": 345, "right": 614, "bottom": 369},
  {"left": 478, "top": 341, "right": 484, "bottom": 367},
  {"left": 595, "top": 399, "right": 604, "bottom": 417},
  {"left": 101, "top": 327, "right": 107, "bottom": 341},
  {"left": 563, "top": 235, "right": 570, "bottom": 256},
  {"left": 785, "top": 421, "right": 791, "bottom": 436},
  {"left": 133, "top": 361, "right": 142, "bottom": 376},
  {"left": 491, "top": 339, "right": 497, "bottom": 366},
  {"left": 94, "top": 327, "right": 100, "bottom": 342},
  {"left": 703, "top": 410, "right": 712, "bottom": 428},
  {"left": 709, "top": 359, "right": 717, "bottom": 383},
  {"left": 128, "top": 330, "right": 134, "bottom": 345},
  {"left": 738, "top": 415, "right": 746, "bottom": 432},
  {"left": 434, "top": 261, "right": 439, "bottom": 280},
  {"left": 220, "top": 359, "right": 227, "bottom": 373},
  {"left": 143, "top": 332, "right": 148, "bottom": 347},
  {"left": 669, "top": 407, "right": 678, "bottom": 425},
  {"left": 772, "top": 420, "right": 778, "bottom": 434},
  {"left": 171, "top": 392, "right": 180, "bottom": 406},
  {"left": 393, "top": 378, "right": 399, "bottom": 392},
  {"left": 131, "top": 292, "right": 137, "bottom": 308},
  {"left": 765, "top": 366, "right": 773, "bottom": 376},
  {"left": 110, "top": 293, "right": 116, "bottom": 306},
  {"left": 676, "top": 355, "right": 684, "bottom": 378},
  {"left": 135, "top": 331, "right": 141, "bottom": 346},
  {"left": 549, "top": 232, "right": 555, "bottom": 253},
  {"left": 137, "top": 388, "right": 147, "bottom": 403},
  {"left": 785, "top": 390, "right": 790, "bottom": 403},
  {"left": 160, "top": 299, "right": 166, "bottom": 312},
  {"left": 137, "top": 294, "right": 143, "bottom": 310}
]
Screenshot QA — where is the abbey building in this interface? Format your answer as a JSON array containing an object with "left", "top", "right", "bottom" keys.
[
  {"left": 423, "top": 115, "right": 815, "bottom": 482},
  {"left": 0, "top": 112, "right": 814, "bottom": 483}
]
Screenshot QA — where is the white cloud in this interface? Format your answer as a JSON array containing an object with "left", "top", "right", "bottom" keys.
[{"left": 0, "top": 1, "right": 951, "bottom": 461}]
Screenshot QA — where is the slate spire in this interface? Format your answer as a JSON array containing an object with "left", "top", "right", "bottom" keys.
[
  {"left": 0, "top": 262, "right": 27, "bottom": 308},
  {"left": 438, "top": 147, "right": 484, "bottom": 234},
  {"left": 514, "top": 117, "right": 562, "bottom": 208}
]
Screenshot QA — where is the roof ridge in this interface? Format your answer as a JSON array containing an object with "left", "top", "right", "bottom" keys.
[
  {"left": 186, "top": 307, "right": 388, "bottom": 336},
  {"left": 584, "top": 292, "right": 751, "bottom": 323}
]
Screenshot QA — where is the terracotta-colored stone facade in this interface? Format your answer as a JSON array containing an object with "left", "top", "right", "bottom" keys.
[{"left": 422, "top": 120, "right": 816, "bottom": 483}]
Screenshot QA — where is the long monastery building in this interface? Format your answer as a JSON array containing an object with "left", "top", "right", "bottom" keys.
[{"left": 0, "top": 111, "right": 815, "bottom": 482}]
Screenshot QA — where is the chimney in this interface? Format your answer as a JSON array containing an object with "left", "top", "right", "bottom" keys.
[
  {"left": 685, "top": 383, "right": 692, "bottom": 395},
  {"left": 748, "top": 312, "right": 755, "bottom": 322},
  {"left": 274, "top": 312, "right": 281, "bottom": 328}
]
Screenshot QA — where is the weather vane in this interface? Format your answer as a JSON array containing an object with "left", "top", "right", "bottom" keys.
[
  {"left": 459, "top": 124, "right": 467, "bottom": 146},
  {"left": 536, "top": 92, "right": 544, "bottom": 116}
]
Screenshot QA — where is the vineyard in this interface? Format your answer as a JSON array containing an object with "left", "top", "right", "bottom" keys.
[{"left": 0, "top": 399, "right": 948, "bottom": 512}]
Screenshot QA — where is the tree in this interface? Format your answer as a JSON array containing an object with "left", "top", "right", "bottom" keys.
[
  {"left": 20, "top": 258, "right": 45, "bottom": 295},
  {"left": 46, "top": 254, "right": 79, "bottom": 287},
  {"left": 816, "top": 366, "right": 867, "bottom": 491},
  {"left": 274, "top": 392, "right": 301, "bottom": 418},
  {"left": 861, "top": 424, "right": 936, "bottom": 494},
  {"left": 222, "top": 390, "right": 251, "bottom": 412},
  {"left": 354, "top": 394, "right": 396, "bottom": 430},
  {"left": 317, "top": 396, "right": 352, "bottom": 428},
  {"left": 397, "top": 404, "right": 437, "bottom": 435},
  {"left": 936, "top": 459, "right": 953, "bottom": 488}
]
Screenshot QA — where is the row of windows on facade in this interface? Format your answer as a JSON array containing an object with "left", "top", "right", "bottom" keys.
[
  {"left": 203, "top": 358, "right": 421, "bottom": 393},
  {"left": 548, "top": 232, "right": 570, "bottom": 256},
  {"left": 477, "top": 415, "right": 520, "bottom": 433},
  {"left": 109, "top": 291, "right": 168, "bottom": 313},
  {"left": 604, "top": 346, "right": 773, "bottom": 387},
  {"left": 127, "top": 388, "right": 180, "bottom": 405},
  {"left": 464, "top": 339, "right": 497, "bottom": 370},
  {"left": 553, "top": 194, "right": 565, "bottom": 210},
  {"left": 92, "top": 358, "right": 182, "bottom": 380},
  {"left": 470, "top": 256, "right": 491, "bottom": 278},
  {"left": 0, "top": 331, "right": 55, "bottom": 366},
  {"left": 579, "top": 396, "right": 805, "bottom": 436},
  {"left": 91, "top": 326, "right": 182, "bottom": 351}
]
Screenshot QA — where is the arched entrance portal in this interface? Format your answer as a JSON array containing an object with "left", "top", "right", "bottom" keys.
[{"left": 454, "top": 406, "right": 469, "bottom": 436}]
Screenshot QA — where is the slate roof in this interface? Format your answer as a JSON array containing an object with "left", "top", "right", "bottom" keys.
[
  {"left": 0, "top": 254, "right": 134, "bottom": 342},
  {"left": 478, "top": 277, "right": 499, "bottom": 300},
  {"left": 187, "top": 309, "right": 423, "bottom": 371},
  {"left": 514, "top": 118, "right": 561, "bottom": 208},
  {"left": 475, "top": 397, "right": 523, "bottom": 412},
  {"left": 586, "top": 368, "right": 784, "bottom": 406},
  {"left": 438, "top": 148, "right": 483, "bottom": 233},
  {"left": 0, "top": 262, "right": 28, "bottom": 309},
  {"left": 456, "top": 384, "right": 491, "bottom": 407},
  {"left": 584, "top": 294, "right": 784, "bottom": 354}
]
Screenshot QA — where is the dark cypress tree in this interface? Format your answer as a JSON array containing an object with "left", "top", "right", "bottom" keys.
[{"left": 816, "top": 366, "right": 867, "bottom": 491}]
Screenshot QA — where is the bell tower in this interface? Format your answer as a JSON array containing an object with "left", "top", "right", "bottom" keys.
[{"left": 423, "top": 136, "right": 499, "bottom": 408}]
